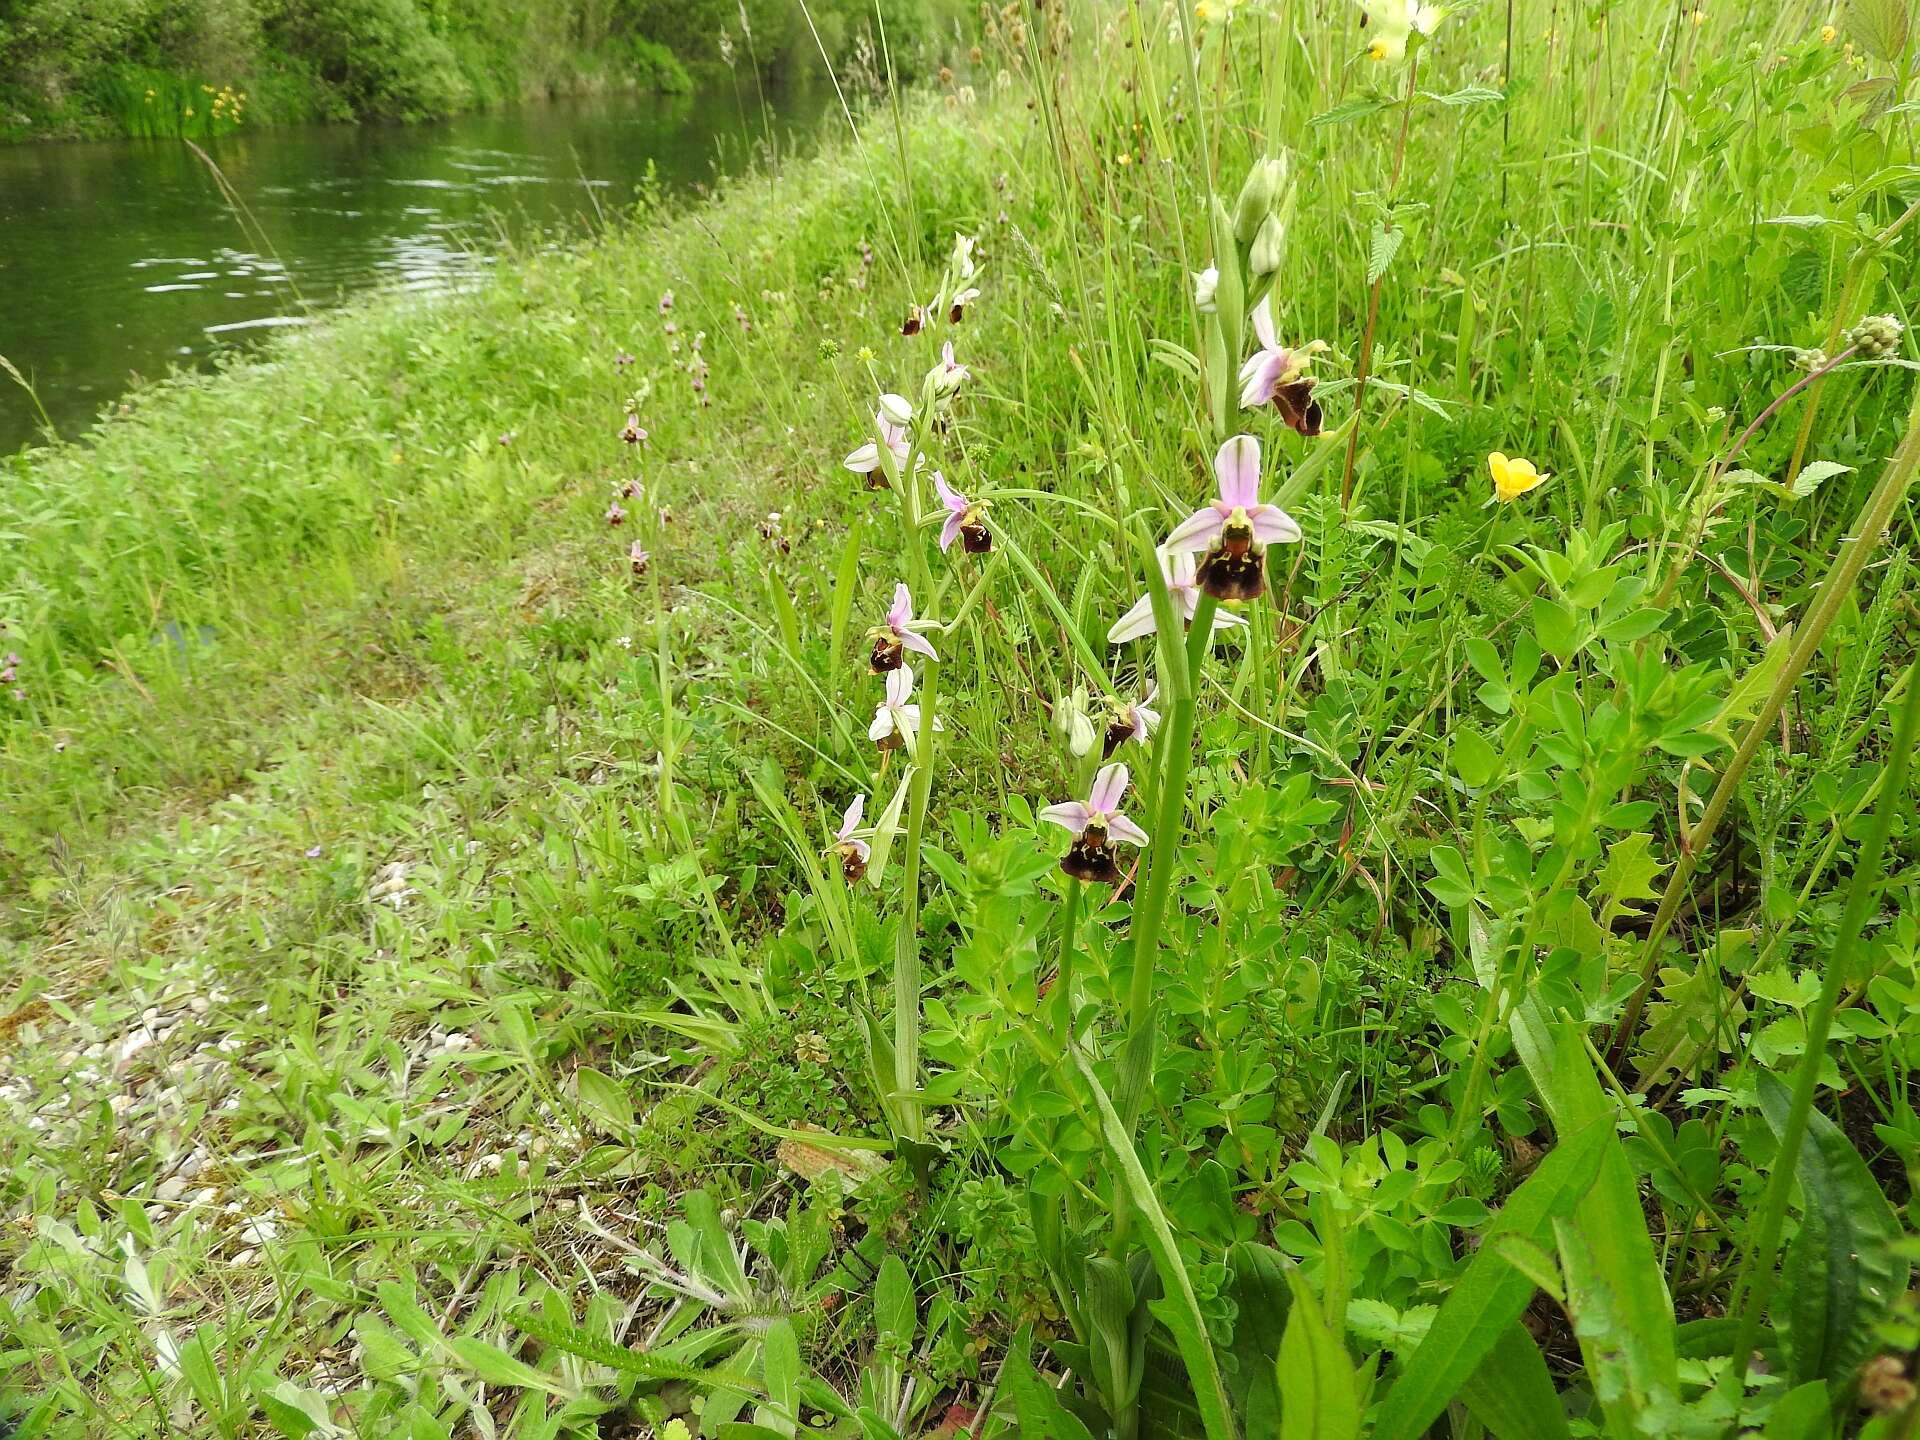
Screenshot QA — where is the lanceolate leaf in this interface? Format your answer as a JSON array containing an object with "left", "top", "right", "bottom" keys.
[
  {"left": 1278, "top": 1269, "right": 1361, "bottom": 1440},
  {"left": 1756, "top": 1072, "right": 1909, "bottom": 1385},
  {"left": 1371, "top": 1117, "right": 1608, "bottom": 1440},
  {"left": 1076, "top": 1054, "right": 1240, "bottom": 1440},
  {"left": 1003, "top": 1336, "right": 1100, "bottom": 1440},
  {"left": 1455, "top": 1321, "right": 1573, "bottom": 1440}
]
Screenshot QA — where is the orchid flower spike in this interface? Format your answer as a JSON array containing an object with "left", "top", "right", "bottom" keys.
[
  {"left": 620, "top": 415, "right": 650, "bottom": 446},
  {"left": 869, "top": 664, "right": 941, "bottom": 752},
  {"left": 1101, "top": 683, "right": 1161, "bottom": 758},
  {"left": 1239, "top": 296, "right": 1327, "bottom": 434},
  {"left": 1040, "top": 763, "right": 1149, "bottom": 884},
  {"left": 628, "top": 540, "right": 651, "bottom": 576},
  {"left": 868, "top": 582, "right": 940, "bottom": 672},
  {"left": 831, "top": 793, "right": 872, "bottom": 883},
  {"left": 604, "top": 502, "right": 627, "bottom": 527},
  {"left": 934, "top": 473, "right": 991, "bottom": 554},
  {"left": 1107, "top": 549, "right": 1251, "bottom": 644},
  {"left": 1165, "top": 434, "right": 1302, "bottom": 602}
]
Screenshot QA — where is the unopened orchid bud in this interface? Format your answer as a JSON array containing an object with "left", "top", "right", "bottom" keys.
[
  {"left": 1249, "top": 212, "right": 1285, "bottom": 278},
  {"left": 1193, "top": 266, "right": 1220, "bottom": 314},
  {"left": 1232, "top": 155, "right": 1287, "bottom": 243},
  {"left": 878, "top": 393, "right": 915, "bottom": 428}
]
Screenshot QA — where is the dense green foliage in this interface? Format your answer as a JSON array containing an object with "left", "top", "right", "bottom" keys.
[
  {"left": 5, "top": 0, "right": 1920, "bottom": 1437},
  {"left": 0, "top": 0, "right": 957, "bottom": 139}
]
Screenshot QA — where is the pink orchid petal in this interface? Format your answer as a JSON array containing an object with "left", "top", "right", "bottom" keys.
[
  {"left": 900, "top": 629, "right": 939, "bottom": 662},
  {"left": 1249, "top": 505, "right": 1302, "bottom": 545},
  {"left": 1209, "top": 608, "right": 1249, "bottom": 632},
  {"left": 895, "top": 705, "right": 921, "bottom": 746},
  {"left": 888, "top": 583, "right": 913, "bottom": 630},
  {"left": 935, "top": 472, "right": 964, "bottom": 513},
  {"left": 839, "top": 794, "right": 865, "bottom": 839},
  {"left": 1251, "top": 293, "right": 1277, "bottom": 352},
  {"left": 848, "top": 836, "right": 872, "bottom": 863},
  {"left": 886, "top": 666, "right": 914, "bottom": 706},
  {"left": 1239, "top": 355, "right": 1282, "bottom": 410},
  {"left": 1107, "top": 593, "right": 1159, "bottom": 645},
  {"left": 1215, "top": 435, "right": 1261, "bottom": 508},
  {"left": 1106, "top": 813, "right": 1150, "bottom": 848},
  {"left": 1089, "top": 762, "right": 1129, "bottom": 814},
  {"left": 844, "top": 442, "right": 880, "bottom": 473},
  {"left": 1165, "top": 507, "right": 1226, "bottom": 553},
  {"left": 868, "top": 706, "right": 896, "bottom": 742},
  {"left": 1167, "top": 551, "right": 1199, "bottom": 588},
  {"left": 1038, "top": 801, "right": 1092, "bottom": 835},
  {"left": 939, "top": 511, "right": 965, "bottom": 552}
]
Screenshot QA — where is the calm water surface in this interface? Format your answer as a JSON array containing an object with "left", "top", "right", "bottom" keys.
[{"left": 0, "top": 88, "right": 832, "bottom": 452}]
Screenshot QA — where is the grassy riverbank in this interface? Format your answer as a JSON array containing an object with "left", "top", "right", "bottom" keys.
[
  {"left": 0, "top": 0, "right": 955, "bottom": 141},
  {"left": 5, "top": 2, "right": 1920, "bottom": 1437}
]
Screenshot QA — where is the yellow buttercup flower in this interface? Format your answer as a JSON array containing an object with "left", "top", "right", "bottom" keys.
[
  {"left": 1821, "top": 23, "right": 1837, "bottom": 42},
  {"left": 1488, "top": 451, "right": 1550, "bottom": 502}
]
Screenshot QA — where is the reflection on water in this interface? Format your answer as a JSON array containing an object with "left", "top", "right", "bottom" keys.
[{"left": 0, "top": 88, "right": 832, "bottom": 451}]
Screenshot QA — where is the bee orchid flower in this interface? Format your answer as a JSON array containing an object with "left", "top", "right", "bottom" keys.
[
  {"left": 1101, "top": 683, "right": 1161, "bottom": 757},
  {"left": 934, "top": 473, "right": 991, "bottom": 553},
  {"left": 928, "top": 342, "right": 971, "bottom": 401},
  {"left": 1164, "top": 434, "right": 1302, "bottom": 602},
  {"left": 1107, "top": 550, "right": 1251, "bottom": 644},
  {"left": 869, "top": 583, "right": 940, "bottom": 672},
  {"left": 831, "top": 793, "right": 872, "bottom": 883},
  {"left": 1239, "top": 296, "right": 1326, "bottom": 435},
  {"left": 869, "top": 664, "right": 941, "bottom": 752},
  {"left": 843, "top": 396, "right": 915, "bottom": 489},
  {"left": 1040, "top": 763, "right": 1149, "bottom": 883}
]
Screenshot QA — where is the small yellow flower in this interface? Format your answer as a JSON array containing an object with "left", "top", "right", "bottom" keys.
[
  {"left": 1118, "top": 150, "right": 1132, "bottom": 164},
  {"left": 1489, "top": 451, "right": 1550, "bottom": 502},
  {"left": 1196, "top": 0, "right": 1217, "bottom": 20},
  {"left": 1689, "top": 8, "right": 1706, "bottom": 25},
  {"left": 1821, "top": 22, "right": 1837, "bottom": 42}
]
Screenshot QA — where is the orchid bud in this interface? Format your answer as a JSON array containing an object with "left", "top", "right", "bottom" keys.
[
  {"left": 1053, "top": 685, "right": 1098, "bottom": 757},
  {"left": 1193, "top": 266, "right": 1220, "bottom": 314},
  {"left": 878, "top": 393, "right": 914, "bottom": 428},
  {"left": 1249, "top": 212, "right": 1285, "bottom": 278},
  {"left": 1232, "top": 155, "right": 1287, "bottom": 243}
]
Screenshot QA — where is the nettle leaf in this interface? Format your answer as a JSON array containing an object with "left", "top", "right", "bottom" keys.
[
  {"left": 1309, "top": 94, "right": 1392, "bottom": 126},
  {"left": 1422, "top": 85, "right": 1506, "bottom": 107},
  {"left": 1791, "top": 460, "right": 1852, "bottom": 497},
  {"left": 1845, "top": 0, "right": 1911, "bottom": 61},
  {"left": 1368, "top": 223, "right": 1404, "bottom": 285}
]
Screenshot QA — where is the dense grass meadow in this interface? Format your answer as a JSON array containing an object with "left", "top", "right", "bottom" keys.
[{"left": 6, "top": 0, "right": 1920, "bottom": 1433}]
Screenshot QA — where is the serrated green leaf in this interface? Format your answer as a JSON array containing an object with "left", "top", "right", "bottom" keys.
[
  {"left": 1368, "top": 224, "right": 1404, "bottom": 285},
  {"left": 1845, "top": 0, "right": 1910, "bottom": 60}
]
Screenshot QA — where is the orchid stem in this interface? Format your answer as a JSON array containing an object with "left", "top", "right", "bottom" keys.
[
  {"left": 1115, "top": 590, "right": 1218, "bottom": 1131},
  {"left": 1055, "top": 878, "right": 1084, "bottom": 1050}
]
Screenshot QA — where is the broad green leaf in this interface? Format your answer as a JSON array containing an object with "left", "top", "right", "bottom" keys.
[
  {"left": 1278, "top": 1269, "right": 1360, "bottom": 1440},
  {"left": 1845, "top": 0, "right": 1911, "bottom": 60},
  {"left": 447, "top": 1336, "right": 566, "bottom": 1393},
  {"left": 1003, "top": 1335, "right": 1100, "bottom": 1440},
  {"left": 756, "top": 1318, "right": 800, "bottom": 1435},
  {"left": 1368, "top": 223, "right": 1404, "bottom": 285},
  {"left": 1456, "top": 1322, "right": 1571, "bottom": 1440},
  {"left": 1309, "top": 94, "right": 1392, "bottom": 126},
  {"left": 1756, "top": 1072, "right": 1909, "bottom": 1385},
  {"left": 1761, "top": 1380, "right": 1833, "bottom": 1439},
  {"left": 1372, "top": 1118, "right": 1608, "bottom": 1440},
  {"left": 1076, "top": 1054, "right": 1239, "bottom": 1440},
  {"left": 1791, "top": 460, "right": 1853, "bottom": 498},
  {"left": 575, "top": 1067, "right": 633, "bottom": 1135},
  {"left": 1224, "top": 1242, "right": 1293, "bottom": 1430}
]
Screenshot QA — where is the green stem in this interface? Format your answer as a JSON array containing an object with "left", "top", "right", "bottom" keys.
[
  {"left": 1116, "top": 583, "right": 1218, "bottom": 1131},
  {"left": 1721, "top": 658, "right": 1920, "bottom": 1396},
  {"left": 1609, "top": 385, "right": 1920, "bottom": 1066},
  {"left": 1055, "top": 878, "right": 1084, "bottom": 1050}
]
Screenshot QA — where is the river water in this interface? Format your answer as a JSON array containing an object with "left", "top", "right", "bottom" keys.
[{"left": 0, "top": 87, "right": 832, "bottom": 453}]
